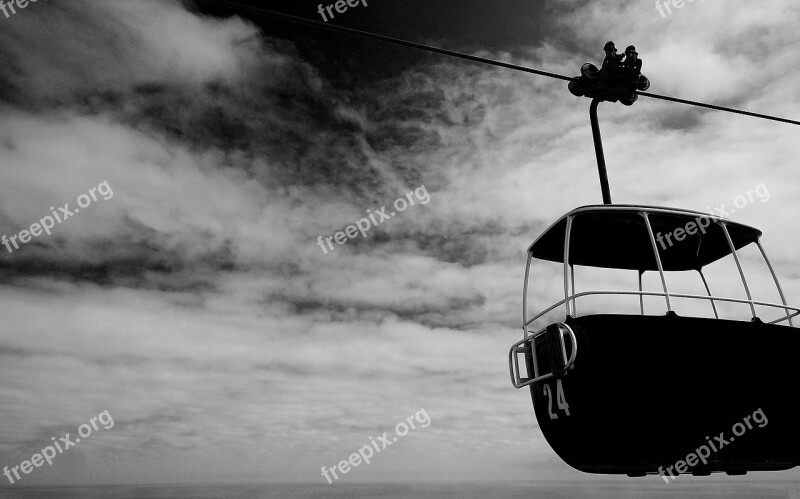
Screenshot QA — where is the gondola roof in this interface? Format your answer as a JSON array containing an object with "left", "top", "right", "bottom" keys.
[{"left": 529, "top": 205, "right": 762, "bottom": 272}]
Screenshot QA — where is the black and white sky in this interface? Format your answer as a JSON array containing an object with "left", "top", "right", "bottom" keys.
[{"left": 1, "top": 0, "right": 800, "bottom": 490}]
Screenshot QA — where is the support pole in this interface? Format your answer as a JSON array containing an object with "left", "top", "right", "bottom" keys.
[{"left": 589, "top": 98, "right": 612, "bottom": 205}]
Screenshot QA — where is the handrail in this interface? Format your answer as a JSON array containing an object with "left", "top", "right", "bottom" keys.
[
  {"left": 509, "top": 323, "right": 578, "bottom": 389},
  {"left": 641, "top": 212, "right": 672, "bottom": 312},
  {"left": 720, "top": 222, "right": 757, "bottom": 319},
  {"left": 563, "top": 216, "right": 574, "bottom": 317},
  {"left": 524, "top": 290, "right": 800, "bottom": 328},
  {"left": 768, "top": 309, "right": 800, "bottom": 325},
  {"left": 523, "top": 251, "right": 532, "bottom": 337},
  {"left": 561, "top": 323, "right": 578, "bottom": 372},
  {"left": 698, "top": 270, "right": 720, "bottom": 320},
  {"left": 757, "top": 240, "right": 794, "bottom": 327}
]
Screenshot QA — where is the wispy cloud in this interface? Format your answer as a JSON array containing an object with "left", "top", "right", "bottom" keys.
[{"left": 0, "top": 0, "right": 799, "bottom": 486}]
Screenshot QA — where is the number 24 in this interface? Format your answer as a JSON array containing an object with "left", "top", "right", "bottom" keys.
[{"left": 543, "top": 379, "right": 570, "bottom": 419}]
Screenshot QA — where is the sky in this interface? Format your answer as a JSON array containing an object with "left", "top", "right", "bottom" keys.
[{"left": 1, "top": 0, "right": 800, "bottom": 493}]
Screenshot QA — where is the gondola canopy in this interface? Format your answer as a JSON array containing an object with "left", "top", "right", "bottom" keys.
[{"left": 529, "top": 205, "right": 762, "bottom": 272}]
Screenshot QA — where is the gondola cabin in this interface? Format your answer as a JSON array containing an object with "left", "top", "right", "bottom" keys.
[{"left": 509, "top": 204, "right": 800, "bottom": 476}]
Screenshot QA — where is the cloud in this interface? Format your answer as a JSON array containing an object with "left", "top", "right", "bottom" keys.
[
  {"left": 1, "top": 0, "right": 800, "bottom": 487},
  {"left": 0, "top": 0, "right": 263, "bottom": 101}
]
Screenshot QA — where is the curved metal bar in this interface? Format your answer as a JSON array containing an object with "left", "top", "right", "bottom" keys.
[
  {"left": 525, "top": 290, "right": 800, "bottom": 327},
  {"left": 571, "top": 265, "right": 577, "bottom": 316},
  {"left": 508, "top": 338, "right": 523, "bottom": 387},
  {"left": 523, "top": 251, "right": 532, "bottom": 338},
  {"left": 638, "top": 270, "right": 644, "bottom": 316},
  {"left": 641, "top": 212, "right": 672, "bottom": 312},
  {"left": 757, "top": 240, "right": 793, "bottom": 327},
  {"left": 720, "top": 222, "right": 757, "bottom": 319},
  {"left": 563, "top": 215, "right": 574, "bottom": 317},
  {"left": 698, "top": 270, "right": 720, "bottom": 319},
  {"left": 509, "top": 331, "right": 538, "bottom": 388},
  {"left": 561, "top": 323, "right": 578, "bottom": 372},
  {"left": 528, "top": 298, "right": 579, "bottom": 327},
  {"left": 769, "top": 310, "right": 800, "bottom": 325},
  {"left": 508, "top": 323, "right": 578, "bottom": 389}
]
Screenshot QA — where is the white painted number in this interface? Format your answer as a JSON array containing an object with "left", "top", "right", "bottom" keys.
[
  {"left": 544, "top": 379, "right": 570, "bottom": 420},
  {"left": 544, "top": 384, "right": 558, "bottom": 419},
  {"left": 556, "top": 379, "right": 570, "bottom": 416}
]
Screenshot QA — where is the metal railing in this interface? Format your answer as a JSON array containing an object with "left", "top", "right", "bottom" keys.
[
  {"left": 511, "top": 291, "right": 799, "bottom": 389},
  {"left": 523, "top": 209, "right": 796, "bottom": 340},
  {"left": 515, "top": 207, "right": 798, "bottom": 390},
  {"left": 525, "top": 290, "right": 800, "bottom": 334}
]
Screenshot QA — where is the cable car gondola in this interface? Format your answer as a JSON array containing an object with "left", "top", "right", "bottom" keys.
[{"left": 508, "top": 43, "right": 800, "bottom": 477}]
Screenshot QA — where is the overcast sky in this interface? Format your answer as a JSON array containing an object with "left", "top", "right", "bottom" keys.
[{"left": 1, "top": 0, "right": 799, "bottom": 491}]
